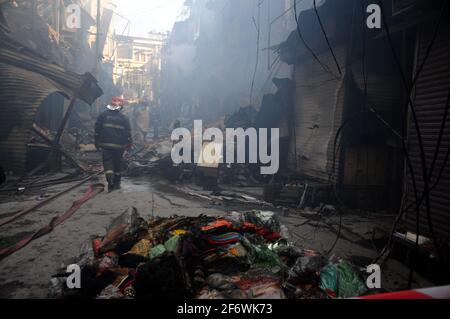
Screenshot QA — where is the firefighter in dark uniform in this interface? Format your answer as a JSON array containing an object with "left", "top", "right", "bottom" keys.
[{"left": 95, "top": 97, "right": 132, "bottom": 192}]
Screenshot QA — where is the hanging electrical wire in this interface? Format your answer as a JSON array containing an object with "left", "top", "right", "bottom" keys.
[
  {"left": 371, "top": 2, "right": 450, "bottom": 279},
  {"left": 375, "top": 88, "right": 450, "bottom": 274},
  {"left": 326, "top": 0, "right": 420, "bottom": 257},
  {"left": 378, "top": 0, "right": 432, "bottom": 246},
  {"left": 313, "top": 0, "right": 342, "bottom": 77},
  {"left": 293, "top": 0, "right": 339, "bottom": 80},
  {"left": 249, "top": 2, "right": 262, "bottom": 106},
  {"left": 376, "top": 0, "right": 450, "bottom": 268},
  {"left": 260, "top": 55, "right": 282, "bottom": 94},
  {"left": 374, "top": 0, "right": 450, "bottom": 264},
  {"left": 373, "top": 0, "right": 449, "bottom": 265},
  {"left": 352, "top": 0, "right": 420, "bottom": 288}
]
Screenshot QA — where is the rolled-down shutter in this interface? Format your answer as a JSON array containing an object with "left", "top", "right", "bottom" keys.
[
  {"left": 404, "top": 21, "right": 450, "bottom": 239},
  {"left": 290, "top": 46, "right": 347, "bottom": 182}
]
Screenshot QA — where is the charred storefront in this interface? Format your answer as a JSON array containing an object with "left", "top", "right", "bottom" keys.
[
  {"left": 277, "top": 0, "right": 409, "bottom": 211},
  {"left": 402, "top": 3, "right": 450, "bottom": 266},
  {"left": 276, "top": 0, "right": 450, "bottom": 282},
  {"left": 0, "top": 40, "right": 102, "bottom": 174}
]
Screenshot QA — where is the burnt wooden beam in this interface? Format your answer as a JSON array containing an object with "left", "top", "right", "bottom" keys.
[
  {"left": 32, "top": 124, "right": 88, "bottom": 173},
  {"left": 54, "top": 94, "right": 78, "bottom": 146},
  {"left": 47, "top": 92, "right": 78, "bottom": 172}
]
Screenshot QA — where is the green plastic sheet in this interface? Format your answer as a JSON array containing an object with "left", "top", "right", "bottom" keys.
[{"left": 320, "top": 261, "right": 367, "bottom": 298}]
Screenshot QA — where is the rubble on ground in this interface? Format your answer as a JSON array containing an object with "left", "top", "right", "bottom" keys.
[
  {"left": 125, "top": 140, "right": 173, "bottom": 176},
  {"left": 50, "top": 209, "right": 368, "bottom": 299}
]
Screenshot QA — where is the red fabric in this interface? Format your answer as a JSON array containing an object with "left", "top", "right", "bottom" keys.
[
  {"left": 201, "top": 219, "right": 233, "bottom": 232},
  {"left": 200, "top": 219, "right": 281, "bottom": 241},
  {"left": 92, "top": 239, "right": 102, "bottom": 257},
  {"left": 324, "top": 288, "right": 337, "bottom": 298},
  {"left": 240, "top": 222, "right": 281, "bottom": 241}
]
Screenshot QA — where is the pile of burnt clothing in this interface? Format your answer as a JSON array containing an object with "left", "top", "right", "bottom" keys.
[{"left": 51, "top": 209, "right": 367, "bottom": 299}]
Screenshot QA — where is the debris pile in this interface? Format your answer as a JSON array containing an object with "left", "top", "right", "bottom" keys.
[
  {"left": 51, "top": 209, "right": 368, "bottom": 299},
  {"left": 124, "top": 140, "right": 173, "bottom": 176}
]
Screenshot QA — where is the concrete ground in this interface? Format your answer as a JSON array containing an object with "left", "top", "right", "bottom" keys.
[{"left": 0, "top": 175, "right": 431, "bottom": 298}]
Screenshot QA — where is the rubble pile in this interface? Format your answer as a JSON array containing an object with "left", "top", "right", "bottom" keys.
[
  {"left": 125, "top": 140, "right": 173, "bottom": 176},
  {"left": 52, "top": 209, "right": 368, "bottom": 299}
]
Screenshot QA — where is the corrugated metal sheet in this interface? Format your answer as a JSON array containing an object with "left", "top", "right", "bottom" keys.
[
  {"left": 0, "top": 62, "right": 70, "bottom": 173},
  {"left": 0, "top": 44, "right": 100, "bottom": 105},
  {"left": 0, "top": 37, "right": 102, "bottom": 174},
  {"left": 405, "top": 21, "right": 450, "bottom": 238},
  {"left": 289, "top": 46, "right": 347, "bottom": 182},
  {"left": 353, "top": 72, "right": 403, "bottom": 114}
]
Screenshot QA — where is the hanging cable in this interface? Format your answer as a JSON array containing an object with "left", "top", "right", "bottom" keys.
[
  {"left": 310, "top": 1, "right": 419, "bottom": 257},
  {"left": 373, "top": 0, "right": 450, "bottom": 273},
  {"left": 402, "top": 89, "right": 450, "bottom": 220},
  {"left": 325, "top": 0, "right": 363, "bottom": 255},
  {"left": 355, "top": 0, "right": 417, "bottom": 288},
  {"left": 313, "top": 0, "right": 342, "bottom": 77},
  {"left": 375, "top": 88, "right": 450, "bottom": 272},
  {"left": 373, "top": 0, "right": 449, "bottom": 266},
  {"left": 376, "top": 0, "right": 450, "bottom": 268},
  {"left": 249, "top": 1, "right": 263, "bottom": 105},
  {"left": 293, "top": 0, "right": 339, "bottom": 80}
]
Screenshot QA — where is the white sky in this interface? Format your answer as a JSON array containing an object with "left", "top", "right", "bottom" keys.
[
  {"left": 110, "top": 0, "right": 324, "bottom": 37},
  {"left": 112, "top": 0, "right": 186, "bottom": 37}
]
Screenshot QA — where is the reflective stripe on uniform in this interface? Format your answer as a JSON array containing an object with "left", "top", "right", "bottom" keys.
[
  {"left": 103, "top": 123, "right": 125, "bottom": 130},
  {"left": 99, "top": 143, "right": 125, "bottom": 149},
  {"left": 105, "top": 170, "right": 114, "bottom": 175}
]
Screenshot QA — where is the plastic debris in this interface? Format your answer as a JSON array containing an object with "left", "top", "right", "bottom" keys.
[
  {"left": 51, "top": 209, "right": 368, "bottom": 299},
  {"left": 336, "top": 261, "right": 368, "bottom": 298},
  {"left": 319, "top": 261, "right": 368, "bottom": 298}
]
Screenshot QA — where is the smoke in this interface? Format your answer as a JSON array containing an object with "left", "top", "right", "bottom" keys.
[{"left": 161, "top": 0, "right": 295, "bottom": 125}]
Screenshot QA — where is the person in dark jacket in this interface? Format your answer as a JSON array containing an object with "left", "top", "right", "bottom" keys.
[{"left": 95, "top": 97, "right": 132, "bottom": 192}]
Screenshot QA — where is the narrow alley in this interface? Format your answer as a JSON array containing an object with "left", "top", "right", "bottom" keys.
[{"left": 1, "top": 0, "right": 450, "bottom": 304}]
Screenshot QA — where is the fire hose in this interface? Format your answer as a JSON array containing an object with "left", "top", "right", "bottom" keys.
[
  {"left": 0, "top": 183, "right": 104, "bottom": 260},
  {"left": 0, "top": 174, "right": 100, "bottom": 227}
]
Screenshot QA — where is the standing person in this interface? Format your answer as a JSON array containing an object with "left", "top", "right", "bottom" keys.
[
  {"left": 135, "top": 103, "right": 150, "bottom": 143},
  {"left": 95, "top": 97, "right": 132, "bottom": 192}
]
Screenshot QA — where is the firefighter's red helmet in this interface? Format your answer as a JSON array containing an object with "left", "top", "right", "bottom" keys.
[{"left": 111, "top": 96, "right": 124, "bottom": 106}]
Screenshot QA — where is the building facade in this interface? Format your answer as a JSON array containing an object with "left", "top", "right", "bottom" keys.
[
  {"left": 160, "top": 0, "right": 294, "bottom": 125},
  {"left": 113, "top": 33, "right": 167, "bottom": 104}
]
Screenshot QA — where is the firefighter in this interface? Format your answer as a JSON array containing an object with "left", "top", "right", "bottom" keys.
[{"left": 95, "top": 97, "right": 132, "bottom": 192}]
